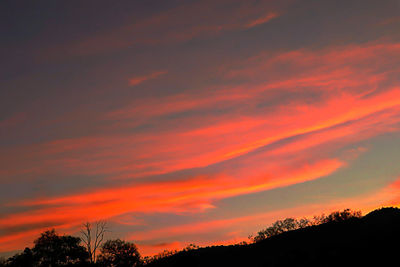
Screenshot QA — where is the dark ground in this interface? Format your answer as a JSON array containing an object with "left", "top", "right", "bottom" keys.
[{"left": 147, "top": 207, "right": 400, "bottom": 267}]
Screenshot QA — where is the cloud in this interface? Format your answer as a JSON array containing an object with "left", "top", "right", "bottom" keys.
[
  {"left": 131, "top": 177, "right": 400, "bottom": 255},
  {"left": 129, "top": 71, "right": 167, "bottom": 86},
  {"left": 137, "top": 241, "right": 182, "bottom": 256},
  {"left": 3, "top": 42, "right": 400, "bottom": 182},
  {"left": 378, "top": 16, "right": 400, "bottom": 26},
  {"left": 245, "top": 12, "right": 279, "bottom": 28},
  {"left": 38, "top": 0, "right": 286, "bottom": 58},
  {"left": 2, "top": 41, "right": 400, "bottom": 254},
  {"left": 0, "top": 112, "right": 26, "bottom": 129},
  {"left": 0, "top": 157, "right": 343, "bottom": 251},
  {"left": 3, "top": 42, "right": 400, "bottom": 183},
  {"left": 5, "top": 173, "right": 398, "bottom": 254},
  {"left": 8, "top": 158, "right": 342, "bottom": 215}
]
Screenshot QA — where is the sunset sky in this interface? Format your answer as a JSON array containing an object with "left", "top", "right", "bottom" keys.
[{"left": 1, "top": 0, "right": 400, "bottom": 257}]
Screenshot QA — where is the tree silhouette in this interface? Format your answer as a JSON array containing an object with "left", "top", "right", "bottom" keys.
[
  {"left": 6, "top": 248, "right": 33, "bottom": 267},
  {"left": 252, "top": 209, "right": 362, "bottom": 242},
  {"left": 296, "top": 217, "right": 311, "bottom": 228},
  {"left": 5, "top": 230, "right": 89, "bottom": 267},
  {"left": 97, "top": 239, "right": 141, "bottom": 267},
  {"left": 3, "top": 207, "right": 393, "bottom": 267},
  {"left": 32, "top": 229, "right": 89, "bottom": 266},
  {"left": 322, "top": 208, "right": 362, "bottom": 223},
  {"left": 80, "top": 221, "right": 108, "bottom": 263}
]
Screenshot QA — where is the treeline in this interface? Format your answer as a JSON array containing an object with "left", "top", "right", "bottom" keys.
[
  {"left": 250, "top": 208, "right": 362, "bottom": 242},
  {"left": 1, "top": 229, "right": 140, "bottom": 267},
  {"left": 145, "top": 207, "right": 400, "bottom": 267},
  {"left": 0, "top": 208, "right": 363, "bottom": 267}
]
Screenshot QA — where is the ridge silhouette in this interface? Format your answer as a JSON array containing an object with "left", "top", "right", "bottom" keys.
[
  {"left": 2, "top": 207, "right": 399, "bottom": 266},
  {"left": 145, "top": 207, "right": 400, "bottom": 267}
]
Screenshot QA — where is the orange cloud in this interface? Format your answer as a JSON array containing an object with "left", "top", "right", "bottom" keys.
[
  {"left": 2, "top": 42, "right": 400, "bottom": 195},
  {"left": 0, "top": 157, "right": 343, "bottom": 251},
  {"left": 3, "top": 41, "right": 400, "bottom": 255},
  {"left": 10, "top": 158, "right": 341, "bottom": 211},
  {"left": 131, "top": 177, "right": 400, "bottom": 255},
  {"left": 138, "top": 241, "right": 182, "bottom": 256},
  {"left": 2, "top": 86, "right": 400, "bottom": 184}
]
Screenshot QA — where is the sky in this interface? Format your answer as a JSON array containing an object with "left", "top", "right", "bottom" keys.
[{"left": 1, "top": 0, "right": 400, "bottom": 257}]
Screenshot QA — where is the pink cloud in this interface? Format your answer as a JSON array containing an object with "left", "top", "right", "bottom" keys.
[
  {"left": 131, "top": 177, "right": 400, "bottom": 255},
  {"left": 245, "top": 12, "right": 280, "bottom": 28},
  {"left": 0, "top": 112, "right": 26, "bottom": 129},
  {"left": 3, "top": 41, "right": 400, "bottom": 254},
  {"left": 0, "top": 157, "right": 343, "bottom": 252},
  {"left": 38, "top": 1, "right": 287, "bottom": 58},
  {"left": 129, "top": 70, "right": 167, "bottom": 86}
]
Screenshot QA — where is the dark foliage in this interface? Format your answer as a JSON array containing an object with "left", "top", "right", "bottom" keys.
[
  {"left": 146, "top": 207, "right": 400, "bottom": 267},
  {"left": 6, "top": 229, "right": 89, "bottom": 267},
  {"left": 6, "top": 248, "right": 33, "bottom": 267},
  {"left": 322, "top": 208, "right": 362, "bottom": 223},
  {"left": 3, "top": 207, "right": 400, "bottom": 267},
  {"left": 251, "top": 209, "right": 362, "bottom": 242},
  {"left": 97, "top": 239, "right": 141, "bottom": 267}
]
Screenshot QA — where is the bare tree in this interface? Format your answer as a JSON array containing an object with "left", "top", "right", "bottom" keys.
[{"left": 80, "top": 221, "right": 108, "bottom": 263}]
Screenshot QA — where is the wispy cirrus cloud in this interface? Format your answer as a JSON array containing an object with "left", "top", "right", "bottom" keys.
[
  {"left": 130, "top": 176, "right": 400, "bottom": 255},
  {"left": 0, "top": 157, "right": 343, "bottom": 252},
  {"left": 39, "top": 0, "right": 287, "bottom": 58},
  {"left": 3, "top": 0, "right": 400, "bottom": 259},
  {"left": 2, "top": 40, "right": 400, "bottom": 255},
  {"left": 3, "top": 42, "right": 400, "bottom": 184},
  {"left": 245, "top": 12, "right": 280, "bottom": 28},
  {"left": 129, "top": 70, "right": 167, "bottom": 86},
  {"left": 0, "top": 112, "right": 26, "bottom": 129}
]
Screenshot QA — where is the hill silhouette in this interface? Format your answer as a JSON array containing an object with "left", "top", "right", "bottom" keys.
[
  {"left": 2, "top": 207, "right": 399, "bottom": 266},
  {"left": 146, "top": 207, "right": 400, "bottom": 267}
]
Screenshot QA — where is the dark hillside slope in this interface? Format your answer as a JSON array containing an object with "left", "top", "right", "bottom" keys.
[{"left": 147, "top": 207, "right": 400, "bottom": 267}]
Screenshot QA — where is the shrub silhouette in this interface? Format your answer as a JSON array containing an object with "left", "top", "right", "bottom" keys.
[
  {"left": 32, "top": 229, "right": 89, "bottom": 266},
  {"left": 3, "top": 207, "right": 399, "bottom": 267},
  {"left": 6, "top": 229, "right": 89, "bottom": 267},
  {"left": 252, "top": 209, "right": 361, "bottom": 242},
  {"left": 97, "top": 239, "right": 141, "bottom": 267},
  {"left": 6, "top": 248, "right": 34, "bottom": 267},
  {"left": 145, "top": 207, "right": 400, "bottom": 267},
  {"left": 321, "top": 208, "right": 362, "bottom": 223}
]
